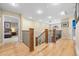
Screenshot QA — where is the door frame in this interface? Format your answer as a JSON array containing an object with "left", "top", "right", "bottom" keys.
[{"left": 2, "top": 15, "right": 20, "bottom": 44}]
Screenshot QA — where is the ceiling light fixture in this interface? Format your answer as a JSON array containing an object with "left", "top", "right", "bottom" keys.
[
  {"left": 51, "top": 3, "right": 60, "bottom": 6},
  {"left": 10, "top": 3, "right": 17, "bottom": 6},
  {"left": 36, "top": 9, "right": 43, "bottom": 15},
  {"left": 60, "top": 11, "right": 65, "bottom": 16},
  {"left": 48, "top": 16, "right": 52, "bottom": 19},
  {"left": 39, "top": 19, "right": 42, "bottom": 22},
  {"left": 28, "top": 17, "right": 32, "bottom": 19}
]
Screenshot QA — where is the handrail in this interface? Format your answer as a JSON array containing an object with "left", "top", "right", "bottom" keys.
[
  {"left": 35, "top": 31, "right": 45, "bottom": 46},
  {"left": 76, "top": 16, "right": 79, "bottom": 23},
  {"left": 48, "top": 30, "right": 53, "bottom": 32},
  {"left": 36, "top": 31, "right": 45, "bottom": 39},
  {"left": 22, "top": 30, "right": 29, "bottom": 32},
  {"left": 36, "top": 29, "right": 49, "bottom": 46}
]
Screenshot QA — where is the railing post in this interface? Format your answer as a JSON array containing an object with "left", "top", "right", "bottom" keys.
[
  {"left": 52, "top": 29, "right": 56, "bottom": 43},
  {"left": 36, "top": 37, "right": 38, "bottom": 46},
  {"left": 29, "top": 28, "right": 34, "bottom": 52},
  {"left": 45, "top": 29, "right": 48, "bottom": 43}
]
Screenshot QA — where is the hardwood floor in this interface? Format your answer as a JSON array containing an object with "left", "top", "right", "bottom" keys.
[
  {"left": 0, "top": 39, "right": 75, "bottom": 56},
  {"left": 34, "top": 39, "right": 75, "bottom": 56}
]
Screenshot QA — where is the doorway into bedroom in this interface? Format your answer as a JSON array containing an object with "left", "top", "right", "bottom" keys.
[{"left": 3, "top": 15, "right": 19, "bottom": 44}]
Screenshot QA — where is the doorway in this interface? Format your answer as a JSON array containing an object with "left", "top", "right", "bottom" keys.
[
  {"left": 0, "top": 16, "right": 2, "bottom": 44},
  {"left": 3, "top": 15, "right": 20, "bottom": 44}
]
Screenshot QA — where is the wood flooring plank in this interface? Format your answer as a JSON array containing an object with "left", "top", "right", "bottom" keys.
[{"left": 0, "top": 39, "right": 75, "bottom": 56}]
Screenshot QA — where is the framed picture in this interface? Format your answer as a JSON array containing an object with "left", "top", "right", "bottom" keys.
[
  {"left": 61, "top": 21, "right": 69, "bottom": 27},
  {"left": 4, "top": 22, "right": 11, "bottom": 29}
]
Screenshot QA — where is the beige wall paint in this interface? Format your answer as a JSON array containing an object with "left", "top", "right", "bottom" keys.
[
  {"left": 68, "top": 16, "right": 73, "bottom": 39},
  {"left": 76, "top": 21, "right": 79, "bottom": 55},
  {"left": 22, "top": 16, "right": 49, "bottom": 35},
  {"left": 34, "top": 22, "right": 49, "bottom": 36},
  {"left": 61, "top": 16, "right": 73, "bottom": 39},
  {"left": 0, "top": 10, "right": 1, "bottom": 39},
  {"left": 0, "top": 16, "right": 1, "bottom": 41},
  {"left": 2, "top": 10, "right": 20, "bottom": 18},
  {"left": 75, "top": 4, "right": 79, "bottom": 55},
  {"left": 0, "top": 10, "right": 3, "bottom": 43},
  {"left": 22, "top": 16, "right": 32, "bottom": 30}
]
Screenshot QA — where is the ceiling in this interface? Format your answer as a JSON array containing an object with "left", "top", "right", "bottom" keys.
[{"left": 0, "top": 3, "right": 76, "bottom": 24}]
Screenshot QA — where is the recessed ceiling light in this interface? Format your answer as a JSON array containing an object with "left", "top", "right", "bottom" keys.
[
  {"left": 28, "top": 17, "right": 32, "bottom": 19},
  {"left": 39, "top": 19, "right": 42, "bottom": 22},
  {"left": 10, "top": 3, "right": 17, "bottom": 6},
  {"left": 36, "top": 9, "right": 43, "bottom": 15},
  {"left": 60, "top": 11, "right": 65, "bottom": 16},
  {"left": 51, "top": 3, "right": 60, "bottom": 6},
  {"left": 48, "top": 16, "right": 52, "bottom": 19}
]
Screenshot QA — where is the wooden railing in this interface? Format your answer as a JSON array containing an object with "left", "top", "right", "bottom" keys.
[
  {"left": 36, "top": 29, "right": 48, "bottom": 46},
  {"left": 36, "top": 31, "right": 45, "bottom": 39},
  {"left": 22, "top": 28, "right": 34, "bottom": 52},
  {"left": 48, "top": 29, "right": 62, "bottom": 43},
  {"left": 36, "top": 31, "right": 45, "bottom": 46}
]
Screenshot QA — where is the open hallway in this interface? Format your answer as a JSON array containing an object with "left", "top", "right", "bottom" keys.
[
  {"left": 0, "top": 39, "right": 75, "bottom": 56},
  {"left": 0, "top": 3, "right": 79, "bottom": 56}
]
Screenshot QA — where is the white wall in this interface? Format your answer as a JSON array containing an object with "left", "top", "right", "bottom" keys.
[
  {"left": 75, "top": 4, "right": 79, "bottom": 55},
  {"left": 34, "top": 22, "right": 49, "bottom": 36},
  {"left": 0, "top": 16, "right": 1, "bottom": 42},
  {"left": 0, "top": 10, "right": 3, "bottom": 43},
  {"left": 22, "top": 16, "right": 49, "bottom": 35},
  {"left": 0, "top": 10, "right": 1, "bottom": 37},
  {"left": 61, "top": 16, "right": 73, "bottom": 39},
  {"left": 51, "top": 23, "right": 61, "bottom": 30},
  {"left": 75, "top": 21, "right": 79, "bottom": 55},
  {"left": 22, "top": 17, "right": 32, "bottom": 30}
]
